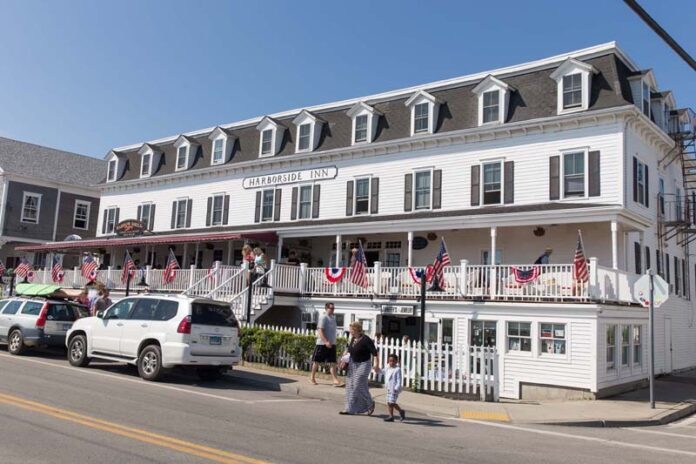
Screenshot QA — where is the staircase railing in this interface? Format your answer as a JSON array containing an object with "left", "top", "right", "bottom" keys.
[
  {"left": 228, "top": 267, "right": 275, "bottom": 322},
  {"left": 204, "top": 266, "right": 247, "bottom": 300}
]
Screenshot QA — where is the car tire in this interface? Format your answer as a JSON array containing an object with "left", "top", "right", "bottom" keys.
[
  {"left": 196, "top": 367, "right": 225, "bottom": 382},
  {"left": 138, "top": 345, "right": 165, "bottom": 381},
  {"left": 7, "top": 329, "right": 25, "bottom": 355},
  {"left": 68, "top": 335, "right": 91, "bottom": 367}
]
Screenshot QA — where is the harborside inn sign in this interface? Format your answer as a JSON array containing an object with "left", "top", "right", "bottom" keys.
[{"left": 243, "top": 166, "right": 337, "bottom": 189}]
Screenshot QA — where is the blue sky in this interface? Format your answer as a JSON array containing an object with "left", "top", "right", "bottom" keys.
[{"left": 0, "top": 0, "right": 693, "bottom": 157}]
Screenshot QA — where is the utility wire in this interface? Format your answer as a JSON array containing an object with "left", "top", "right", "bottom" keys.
[{"left": 623, "top": 0, "right": 696, "bottom": 71}]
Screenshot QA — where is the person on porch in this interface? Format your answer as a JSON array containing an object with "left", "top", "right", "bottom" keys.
[{"left": 534, "top": 248, "right": 553, "bottom": 265}]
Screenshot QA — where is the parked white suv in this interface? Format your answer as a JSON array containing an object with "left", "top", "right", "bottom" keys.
[{"left": 66, "top": 295, "right": 241, "bottom": 381}]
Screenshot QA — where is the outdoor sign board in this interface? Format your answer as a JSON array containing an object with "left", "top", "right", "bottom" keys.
[
  {"left": 242, "top": 166, "right": 337, "bottom": 189},
  {"left": 633, "top": 273, "right": 669, "bottom": 308},
  {"left": 115, "top": 219, "right": 147, "bottom": 237},
  {"left": 412, "top": 236, "right": 428, "bottom": 250},
  {"left": 381, "top": 304, "right": 416, "bottom": 316}
]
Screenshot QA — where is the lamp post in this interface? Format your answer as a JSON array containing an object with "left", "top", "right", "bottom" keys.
[{"left": 417, "top": 268, "right": 427, "bottom": 392}]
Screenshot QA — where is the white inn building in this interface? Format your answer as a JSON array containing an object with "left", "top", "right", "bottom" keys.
[{"left": 19, "top": 42, "right": 696, "bottom": 400}]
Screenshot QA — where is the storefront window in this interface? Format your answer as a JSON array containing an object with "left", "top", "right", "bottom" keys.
[
  {"left": 606, "top": 325, "right": 616, "bottom": 369},
  {"left": 621, "top": 326, "right": 630, "bottom": 367},
  {"left": 540, "top": 323, "right": 566, "bottom": 355},
  {"left": 507, "top": 322, "right": 531, "bottom": 352}
]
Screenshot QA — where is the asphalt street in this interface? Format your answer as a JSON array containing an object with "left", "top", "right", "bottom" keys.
[{"left": 0, "top": 348, "right": 695, "bottom": 464}]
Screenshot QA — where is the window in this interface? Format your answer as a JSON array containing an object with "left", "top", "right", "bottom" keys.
[
  {"left": 414, "top": 171, "right": 431, "bottom": 210},
  {"left": 176, "top": 146, "right": 187, "bottom": 170},
  {"left": 21, "top": 301, "right": 44, "bottom": 315},
  {"left": 642, "top": 82, "right": 650, "bottom": 117},
  {"left": 633, "top": 325, "right": 642, "bottom": 366},
  {"left": 482, "top": 90, "right": 500, "bottom": 123},
  {"left": 385, "top": 253, "right": 400, "bottom": 267},
  {"left": 634, "top": 242, "right": 642, "bottom": 274},
  {"left": 107, "top": 159, "right": 117, "bottom": 182},
  {"left": 354, "top": 115, "right": 368, "bottom": 143},
  {"left": 507, "top": 322, "right": 531, "bottom": 352},
  {"left": 483, "top": 162, "right": 502, "bottom": 205},
  {"left": 211, "top": 195, "right": 224, "bottom": 226},
  {"left": 105, "top": 207, "right": 118, "bottom": 234},
  {"left": 606, "top": 325, "right": 616, "bottom": 370},
  {"left": 563, "top": 151, "right": 585, "bottom": 197},
  {"left": 73, "top": 200, "right": 90, "bottom": 230},
  {"left": 562, "top": 73, "right": 582, "bottom": 109},
  {"left": 355, "top": 178, "right": 370, "bottom": 215},
  {"left": 104, "top": 299, "right": 137, "bottom": 319},
  {"left": 174, "top": 199, "right": 188, "bottom": 229},
  {"left": 261, "top": 130, "right": 273, "bottom": 155},
  {"left": 261, "top": 189, "right": 275, "bottom": 222},
  {"left": 139, "top": 203, "right": 152, "bottom": 230},
  {"left": 212, "top": 138, "right": 225, "bottom": 165},
  {"left": 141, "top": 153, "right": 151, "bottom": 177},
  {"left": 414, "top": 103, "right": 429, "bottom": 133},
  {"left": 621, "top": 326, "right": 630, "bottom": 367},
  {"left": 297, "top": 124, "right": 311, "bottom": 151},
  {"left": 635, "top": 159, "right": 648, "bottom": 206},
  {"left": 540, "top": 323, "right": 566, "bottom": 355},
  {"left": 21, "top": 192, "right": 41, "bottom": 224},
  {"left": 2, "top": 300, "right": 22, "bottom": 315},
  {"left": 385, "top": 241, "right": 402, "bottom": 249},
  {"left": 298, "top": 186, "right": 312, "bottom": 219}
]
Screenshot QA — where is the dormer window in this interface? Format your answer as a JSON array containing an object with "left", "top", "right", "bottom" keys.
[
  {"left": 482, "top": 91, "right": 499, "bottom": 123},
  {"left": 550, "top": 58, "right": 597, "bottom": 115},
  {"left": 405, "top": 90, "right": 440, "bottom": 136},
  {"left": 298, "top": 124, "right": 311, "bottom": 151},
  {"left": 347, "top": 102, "right": 381, "bottom": 145},
  {"left": 261, "top": 130, "right": 273, "bottom": 155},
  {"left": 172, "top": 135, "right": 198, "bottom": 172},
  {"left": 207, "top": 127, "right": 236, "bottom": 166},
  {"left": 292, "top": 110, "right": 324, "bottom": 153},
  {"left": 256, "top": 117, "right": 285, "bottom": 157},
  {"left": 212, "top": 138, "right": 224, "bottom": 164},
  {"left": 141, "top": 152, "right": 151, "bottom": 177},
  {"left": 176, "top": 146, "right": 188, "bottom": 170},
  {"left": 137, "top": 143, "right": 162, "bottom": 178},
  {"left": 642, "top": 82, "right": 651, "bottom": 117},
  {"left": 473, "top": 75, "right": 512, "bottom": 126},
  {"left": 107, "top": 159, "right": 117, "bottom": 182}
]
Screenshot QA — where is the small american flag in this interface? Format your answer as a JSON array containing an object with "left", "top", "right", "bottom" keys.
[
  {"left": 573, "top": 230, "right": 589, "bottom": 283},
  {"left": 51, "top": 255, "right": 64, "bottom": 283},
  {"left": 81, "top": 255, "right": 98, "bottom": 281},
  {"left": 349, "top": 241, "right": 369, "bottom": 288},
  {"left": 430, "top": 239, "right": 452, "bottom": 289},
  {"left": 121, "top": 250, "right": 137, "bottom": 284},
  {"left": 15, "top": 258, "right": 32, "bottom": 279},
  {"left": 163, "top": 249, "right": 180, "bottom": 285}
]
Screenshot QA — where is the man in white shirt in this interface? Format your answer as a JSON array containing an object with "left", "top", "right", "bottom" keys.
[{"left": 310, "top": 302, "right": 341, "bottom": 386}]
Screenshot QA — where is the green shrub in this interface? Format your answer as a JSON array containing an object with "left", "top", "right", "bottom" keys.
[{"left": 285, "top": 335, "right": 316, "bottom": 367}]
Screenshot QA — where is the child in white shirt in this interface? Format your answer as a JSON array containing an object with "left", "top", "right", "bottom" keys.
[{"left": 384, "top": 354, "right": 406, "bottom": 422}]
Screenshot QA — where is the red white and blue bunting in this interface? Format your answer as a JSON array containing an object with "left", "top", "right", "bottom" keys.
[
  {"left": 324, "top": 267, "right": 347, "bottom": 284},
  {"left": 511, "top": 266, "right": 541, "bottom": 284},
  {"left": 408, "top": 266, "right": 434, "bottom": 285}
]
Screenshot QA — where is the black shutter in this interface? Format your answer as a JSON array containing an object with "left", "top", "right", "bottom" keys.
[
  {"left": 273, "top": 188, "right": 281, "bottom": 221},
  {"left": 254, "top": 191, "right": 261, "bottom": 223},
  {"left": 223, "top": 196, "right": 229, "bottom": 225},
  {"left": 346, "top": 181, "right": 354, "bottom": 216},
  {"left": 645, "top": 246, "right": 651, "bottom": 271},
  {"left": 206, "top": 197, "right": 213, "bottom": 226},
  {"left": 370, "top": 177, "right": 379, "bottom": 214},
  {"left": 633, "top": 157, "right": 638, "bottom": 203},
  {"left": 666, "top": 253, "right": 671, "bottom": 283},
  {"left": 588, "top": 150, "right": 600, "bottom": 197},
  {"left": 645, "top": 165, "right": 649, "bottom": 208},
  {"left": 137, "top": 205, "right": 142, "bottom": 222},
  {"left": 504, "top": 161, "right": 514, "bottom": 204},
  {"left": 432, "top": 170, "right": 442, "bottom": 209},
  {"left": 656, "top": 249, "right": 662, "bottom": 276},
  {"left": 682, "top": 259, "right": 687, "bottom": 296},
  {"left": 102, "top": 210, "right": 107, "bottom": 234},
  {"left": 149, "top": 204, "right": 156, "bottom": 231},
  {"left": 290, "top": 187, "right": 298, "bottom": 220},
  {"left": 404, "top": 174, "right": 413, "bottom": 212},
  {"left": 471, "top": 165, "right": 480, "bottom": 206},
  {"left": 549, "top": 156, "right": 560, "bottom": 200},
  {"left": 312, "top": 185, "right": 320, "bottom": 218},
  {"left": 185, "top": 199, "right": 192, "bottom": 228},
  {"left": 634, "top": 242, "right": 641, "bottom": 274},
  {"left": 171, "top": 202, "right": 176, "bottom": 229}
]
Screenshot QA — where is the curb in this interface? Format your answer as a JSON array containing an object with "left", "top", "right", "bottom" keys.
[{"left": 536, "top": 401, "right": 696, "bottom": 428}]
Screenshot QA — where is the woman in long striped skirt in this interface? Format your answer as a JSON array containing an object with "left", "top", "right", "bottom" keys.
[{"left": 339, "top": 322, "right": 380, "bottom": 415}]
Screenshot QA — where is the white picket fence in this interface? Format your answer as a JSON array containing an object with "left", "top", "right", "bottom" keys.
[{"left": 241, "top": 323, "right": 498, "bottom": 400}]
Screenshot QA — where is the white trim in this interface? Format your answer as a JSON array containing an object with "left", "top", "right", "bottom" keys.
[
  {"left": 175, "top": 145, "right": 189, "bottom": 172},
  {"left": 140, "top": 151, "right": 152, "bottom": 178},
  {"left": 210, "top": 193, "right": 225, "bottom": 226},
  {"left": 412, "top": 168, "right": 434, "bottom": 211},
  {"left": 353, "top": 177, "right": 372, "bottom": 216},
  {"left": 560, "top": 147, "right": 590, "bottom": 200},
  {"left": 0, "top": 176, "right": 8, "bottom": 232},
  {"left": 20, "top": 191, "right": 42, "bottom": 224},
  {"left": 211, "top": 136, "right": 226, "bottom": 166},
  {"left": 138, "top": 202, "right": 154, "bottom": 230},
  {"left": 260, "top": 188, "right": 276, "bottom": 222},
  {"left": 72, "top": 199, "right": 91, "bottom": 230},
  {"left": 480, "top": 160, "right": 505, "bottom": 206},
  {"left": 173, "top": 198, "right": 189, "bottom": 229},
  {"left": 106, "top": 158, "right": 118, "bottom": 183},
  {"left": 295, "top": 184, "right": 315, "bottom": 221}
]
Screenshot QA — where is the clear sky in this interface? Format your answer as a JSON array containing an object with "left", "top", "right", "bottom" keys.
[{"left": 0, "top": 0, "right": 693, "bottom": 158}]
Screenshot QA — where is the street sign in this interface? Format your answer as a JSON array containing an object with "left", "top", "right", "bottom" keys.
[{"left": 634, "top": 273, "right": 669, "bottom": 308}]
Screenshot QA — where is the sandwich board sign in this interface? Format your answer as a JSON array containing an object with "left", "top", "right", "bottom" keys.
[{"left": 633, "top": 273, "right": 669, "bottom": 308}]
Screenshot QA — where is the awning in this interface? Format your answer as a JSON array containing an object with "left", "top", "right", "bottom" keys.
[{"left": 14, "top": 231, "right": 278, "bottom": 253}]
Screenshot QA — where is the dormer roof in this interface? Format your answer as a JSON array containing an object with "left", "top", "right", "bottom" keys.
[
  {"left": 292, "top": 110, "right": 325, "bottom": 126},
  {"left": 137, "top": 143, "right": 162, "bottom": 155},
  {"left": 173, "top": 135, "right": 198, "bottom": 148},
  {"left": 404, "top": 89, "right": 441, "bottom": 107},
  {"left": 346, "top": 101, "right": 382, "bottom": 118},
  {"left": 256, "top": 116, "right": 284, "bottom": 131},
  {"left": 549, "top": 58, "right": 598, "bottom": 80},
  {"left": 472, "top": 75, "right": 515, "bottom": 94},
  {"left": 208, "top": 126, "right": 235, "bottom": 140}
]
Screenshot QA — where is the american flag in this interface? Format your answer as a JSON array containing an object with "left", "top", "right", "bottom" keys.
[
  {"left": 121, "top": 250, "right": 137, "bottom": 284},
  {"left": 573, "top": 230, "right": 589, "bottom": 283},
  {"left": 51, "top": 255, "right": 64, "bottom": 283},
  {"left": 15, "top": 258, "right": 31, "bottom": 279},
  {"left": 81, "top": 255, "right": 98, "bottom": 281},
  {"left": 430, "top": 239, "right": 451, "bottom": 289},
  {"left": 349, "top": 241, "right": 369, "bottom": 288},
  {"left": 163, "top": 249, "right": 180, "bottom": 285}
]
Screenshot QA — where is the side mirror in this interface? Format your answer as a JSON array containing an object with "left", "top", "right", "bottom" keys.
[{"left": 96, "top": 311, "right": 104, "bottom": 319}]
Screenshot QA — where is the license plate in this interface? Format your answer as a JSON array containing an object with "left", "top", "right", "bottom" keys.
[
  {"left": 62, "top": 324, "right": 72, "bottom": 331},
  {"left": 209, "top": 336, "right": 222, "bottom": 345}
]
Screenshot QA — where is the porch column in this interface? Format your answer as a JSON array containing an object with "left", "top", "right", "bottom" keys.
[
  {"left": 335, "top": 234, "right": 342, "bottom": 268},
  {"left": 407, "top": 231, "right": 413, "bottom": 267},
  {"left": 611, "top": 221, "right": 618, "bottom": 270},
  {"left": 183, "top": 243, "right": 189, "bottom": 267},
  {"left": 277, "top": 236, "right": 284, "bottom": 263},
  {"left": 227, "top": 241, "right": 233, "bottom": 266},
  {"left": 194, "top": 242, "right": 200, "bottom": 268},
  {"left": 490, "top": 227, "right": 497, "bottom": 297}
]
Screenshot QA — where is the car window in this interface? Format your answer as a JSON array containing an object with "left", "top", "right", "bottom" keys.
[
  {"left": 129, "top": 299, "right": 179, "bottom": 321},
  {"left": 104, "top": 299, "right": 137, "bottom": 320},
  {"left": 2, "top": 301, "right": 22, "bottom": 315},
  {"left": 0, "top": 300, "right": 9, "bottom": 313},
  {"left": 47, "top": 303, "right": 77, "bottom": 322},
  {"left": 73, "top": 304, "right": 89, "bottom": 318},
  {"left": 191, "top": 302, "right": 238, "bottom": 327},
  {"left": 21, "top": 301, "right": 44, "bottom": 316},
  {"left": 154, "top": 300, "right": 179, "bottom": 321}
]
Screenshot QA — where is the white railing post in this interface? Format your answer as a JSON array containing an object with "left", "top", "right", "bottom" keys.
[
  {"left": 106, "top": 266, "right": 113, "bottom": 288},
  {"left": 589, "top": 257, "right": 598, "bottom": 299},
  {"left": 268, "top": 259, "right": 276, "bottom": 288},
  {"left": 299, "top": 263, "right": 307, "bottom": 294},
  {"left": 189, "top": 264, "right": 196, "bottom": 288},
  {"left": 490, "top": 266, "right": 497, "bottom": 298},
  {"left": 145, "top": 265, "right": 152, "bottom": 289},
  {"left": 42, "top": 267, "right": 48, "bottom": 284},
  {"left": 73, "top": 266, "right": 79, "bottom": 287},
  {"left": 373, "top": 261, "right": 381, "bottom": 295},
  {"left": 460, "top": 259, "right": 468, "bottom": 296}
]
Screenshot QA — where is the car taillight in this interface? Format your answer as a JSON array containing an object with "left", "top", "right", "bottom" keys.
[
  {"left": 177, "top": 315, "right": 191, "bottom": 334},
  {"left": 35, "top": 303, "right": 49, "bottom": 329}
]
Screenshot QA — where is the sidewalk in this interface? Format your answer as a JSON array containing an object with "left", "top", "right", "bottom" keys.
[{"left": 228, "top": 364, "right": 696, "bottom": 427}]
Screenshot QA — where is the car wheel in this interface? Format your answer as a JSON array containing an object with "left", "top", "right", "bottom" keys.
[
  {"left": 138, "top": 345, "right": 164, "bottom": 381},
  {"left": 8, "top": 329, "right": 25, "bottom": 355},
  {"left": 197, "top": 367, "right": 225, "bottom": 382},
  {"left": 68, "top": 335, "right": 91, "bottom": 367}
]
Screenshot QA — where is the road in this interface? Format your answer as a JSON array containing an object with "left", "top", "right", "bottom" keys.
[{"left": 0, "top": 348, "right": 696, "bottom": 464}]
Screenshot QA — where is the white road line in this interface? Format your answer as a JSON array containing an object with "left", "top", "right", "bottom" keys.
[
  {"left": 624, "top": 427, "right": 696, "bottom": 440},
  {"left": 430, "top": 415, "right": 696, "bottom": 457},
  {"left": 671, "top": 415, "right": 696, "bottom": 428},
  {"left": 0, "top": 353, "right": 319, "bottom": 405}
]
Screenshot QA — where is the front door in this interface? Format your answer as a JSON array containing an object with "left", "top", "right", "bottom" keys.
[
  {"left": 91, "top": 299, "right": 137, "bottom": 354},
  {"left": 470, "top": 320, "right": 497, "bottom": 347}
]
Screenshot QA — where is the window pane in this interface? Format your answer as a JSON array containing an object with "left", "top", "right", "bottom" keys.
[
  {"left": 141, "top": 154, "right": 150, "bottom": 175},
  {"left": 262, "top": 189, "right": 274, "bottom": 220},
  {"left": 177, "top": 146, "right": 187, "bottom": 169},
  {"left": 414, "top": 103, "right": 429, "bottom": 133},
  {"left": 355, "top": 115, "right": 368, "bottom": 142},
  {"left": 139, "top": 204, "right": 151, "bottom": 229},
  {"left": 298, "top": 124, "right": 311, "bottom": 150},
  {"left": 414, "top": 171, "right": 431, "bottom": 209},
  {"left": 483, "top": 91, "right": 500, "bottom": 123},
  {"left": 261, "top": 130, "right": 273, "bottom": 154},
  {"left": 563, "top": 152, "right": 585, "bottom": 196},
  {"left": 213, "top": 138, "right": 224, "bottom": 163},
  {"left": 299, "top": 186, "right": 312, "bottom": 219},
  {"left": 562, "top": 74, "right": 582, "bottom": 108},
  {"left": 176, "top": 200, "right": 187, "bottom": 228}
]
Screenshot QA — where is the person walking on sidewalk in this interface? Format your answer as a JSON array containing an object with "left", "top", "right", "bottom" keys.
[
  {"left": 310, "top": 302, "right": 341, "bottom": 386},
  {"left": 339, "top": 321, "right": 380, "bottom": 416},
  {"left": 383, "top": 354, "right": 406, "bottom": 422}
]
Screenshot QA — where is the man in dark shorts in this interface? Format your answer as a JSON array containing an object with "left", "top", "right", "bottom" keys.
[{"left": 310, "top": 302, "right": 341, "bottom": 386}]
